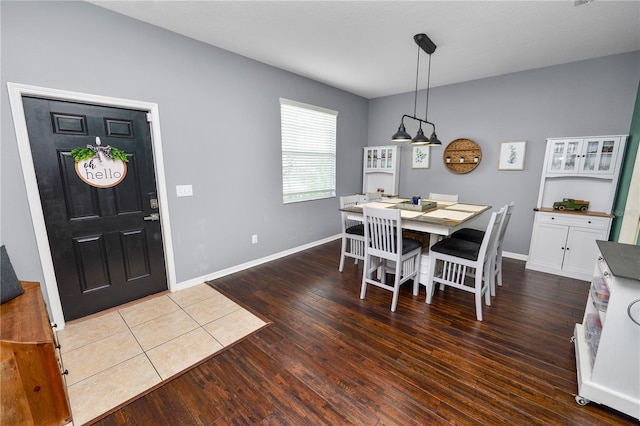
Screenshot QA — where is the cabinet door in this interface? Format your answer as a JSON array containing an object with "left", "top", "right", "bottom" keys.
[
  {"left": 547, "top": 139, "right": 582, "bottom": 173},
  {"left": 563, "top": 227, "right": 607, "bottom": 275},
  {"left": 529, "top": 223, "right": 568, "bottom": 269},
  {"left": 580, "top": 137, "right": 619, "bottom": 175},
  {"left": 364, "top": 148, "right": 376, "bottom": 170}
]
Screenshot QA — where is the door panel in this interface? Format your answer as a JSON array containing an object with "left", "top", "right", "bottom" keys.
[{"left": 23, "top": 96, "right": 167, "bottom": 320}]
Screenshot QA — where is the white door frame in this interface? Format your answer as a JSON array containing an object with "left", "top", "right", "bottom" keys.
[{"left": 7, "top": 82, "right": 177, "bottom": 329}]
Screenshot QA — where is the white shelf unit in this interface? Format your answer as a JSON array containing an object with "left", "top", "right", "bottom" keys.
[
  {"left": 526, "top": 135, "right": 627, "bottom": 280},
  {"left": 573, "top": 243, "right": 640, "bottom": 420},
  {"left": 363, "top": 145, "right": 400, "bottom": 196}
]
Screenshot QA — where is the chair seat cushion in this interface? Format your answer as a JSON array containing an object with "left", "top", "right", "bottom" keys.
[
  {"left": 346, "top": 223, "right": 365, "bottom": 236},
  {"left": 402, "top": 238, "right": 422, "bottom": 254},
  {"left": 431, "top": 238, "right": 480, "bottom": 261},
  {"left": 451, "top": 228, "right": 484, "bottom": 245}
]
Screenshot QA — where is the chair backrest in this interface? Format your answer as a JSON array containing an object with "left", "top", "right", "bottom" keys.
[
  {"left": 363, "top": 206, "right": 402, "bottom": 262},
  {"left": 429, "top": 193, "right": 459, "bottom": 203},
  {"left": 340, "top": 195, "right": 361, "bottom": 231},
  {"left": 477, "top": 207, "right": 505, "bottom": 265},
  {"left": 496, "top": 202, "right": 515, "bottom": 253}
]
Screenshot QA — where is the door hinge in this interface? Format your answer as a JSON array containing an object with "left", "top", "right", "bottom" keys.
[{"left": 146, "top": 113, "right": 152, "bottom": 122}]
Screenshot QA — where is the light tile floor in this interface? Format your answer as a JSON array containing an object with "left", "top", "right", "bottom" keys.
[{"left": 57, "top": 283, "right": 268, "bottom": 425}]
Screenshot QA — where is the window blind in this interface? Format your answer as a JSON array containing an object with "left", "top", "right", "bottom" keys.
[{"left": 280, "top": 98, "right": 337, "bottom": 204}]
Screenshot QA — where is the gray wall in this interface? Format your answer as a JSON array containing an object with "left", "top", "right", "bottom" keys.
[
  {"left": 369, "top": 52, "right": 640, "bottom": 255},
  {"left": 0, "top": 1, "right": 367, "bottom": 297},
  {"left": 2, "top": 1, "right": 638, "bottom": 307}
]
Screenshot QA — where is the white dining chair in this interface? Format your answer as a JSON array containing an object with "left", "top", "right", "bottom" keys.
[
  {"left": 428, "top": 193, "right": 459, "bottom": 203},
  {"left": 360, "top": 206, "right": 422, "bottom": 312},
  {"left": 450, "top": 202, "right": 515, "bottom": 295},
  {"left": 339, "top": 195, "right": 365, "bottom": 272},
  {"left": 425, "top": 207, "right": 504, "bottom": 321}
]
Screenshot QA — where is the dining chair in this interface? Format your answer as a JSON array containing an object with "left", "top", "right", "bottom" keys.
[
  {"left": 360, "top": 206, "right": 422, "bottom": 312},
  {"left": 339, "top": 195, "right": 365, "bottom": 272},
  {"left": 425, "top": 207, "right": 504, "bottom": 321},
  {"left": 450, "top": 202, "right": 515, "bottom": 295},
  {"left": 428, "top": 193, "right": 459, "bottom": 203}
]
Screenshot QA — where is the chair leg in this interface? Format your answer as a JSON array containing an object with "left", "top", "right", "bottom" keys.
[
  {"left": 390, "top": 259, "right": 403, "bottom": 312},
  {"left": 475, "top": 273, "right": 484, "bottom": 321},
  {"left": 489, "top": 256, "right": 496, "bottom": 297},
  {"left": 339, "top": 236, "right": 347, "bottom": 272},
  {"left": 483, "top": 266, "right": 492, "bottom": 307},
  {"left": 412, "top": 253, "right": 422, "bottom": 296},
  {"left": 360, "top": 253, "right": 370, "bottom": 300},
  {"left": 496, "top": 258, "right": 503, "bottom": 287},
  {"left": 426, "top": 256, "right": 437, "bottom": 304}
]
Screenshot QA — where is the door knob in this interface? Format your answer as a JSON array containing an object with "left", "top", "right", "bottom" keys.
[{"left": 143, "top": 213, "right": 160, "bottom": 221}]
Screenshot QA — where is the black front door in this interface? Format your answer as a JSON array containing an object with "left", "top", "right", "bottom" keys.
[{"left": 23, "top": 96, "right": 167, "bottom": 320}]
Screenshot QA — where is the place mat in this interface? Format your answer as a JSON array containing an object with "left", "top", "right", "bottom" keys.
[
  {"left": 445, "top": 203, "right": 487, "bottom": 212},
  {"left": 379, "top": 197, "right": 409, "bottom": 204},
  {"left": 400, "top": 210, "right": 424, "bottom": 218},
  {"left": 422, "top": 209, "right": 474, "bottom": 221},
  {"left": 361, "top": 201, "right": 393, "bottom": 209}
]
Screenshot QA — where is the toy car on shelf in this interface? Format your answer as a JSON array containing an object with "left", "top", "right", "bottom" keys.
[{"left": 553, "top": 198, "right": 589, "bottom": 212}]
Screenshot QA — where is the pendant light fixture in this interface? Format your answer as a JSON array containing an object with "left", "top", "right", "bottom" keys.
[{"left": 391, "top": 33, "right": 442, "bottom": 146}]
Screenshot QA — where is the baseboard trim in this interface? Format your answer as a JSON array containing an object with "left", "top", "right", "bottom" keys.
[
  {"left": 503, "top": 251, "right": 528, "bottom": 261},
  {"left": 175, "top": 235, "right": 342, "bottom": 291}
]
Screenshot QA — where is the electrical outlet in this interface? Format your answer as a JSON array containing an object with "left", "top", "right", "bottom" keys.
[
  {"left": 251, "top": 234, "right": 258, "bottom": 244},
  {"left": 176, "top": 185, "right": 193, "bottom": 197}
]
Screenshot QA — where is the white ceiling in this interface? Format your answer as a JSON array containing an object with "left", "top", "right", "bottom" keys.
[{"left": 89, "top": 1, "right": 640, "bottom": 99}]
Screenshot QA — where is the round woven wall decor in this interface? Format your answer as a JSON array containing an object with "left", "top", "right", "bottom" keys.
[{"left": 443, "top": 138, "right": 482, "bottom": 174}]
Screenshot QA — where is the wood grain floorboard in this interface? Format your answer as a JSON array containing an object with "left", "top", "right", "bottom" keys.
[{"left": 93, "top": 240, "right": 636, "bottom": 425}]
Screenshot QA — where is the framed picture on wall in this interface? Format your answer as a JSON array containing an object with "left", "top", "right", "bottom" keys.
[
  {"left": 412, "top": 145, "right": 430, "bottom": 169},
  {"left": 498, "top": 141, "right": 526, "bottom": 170}
]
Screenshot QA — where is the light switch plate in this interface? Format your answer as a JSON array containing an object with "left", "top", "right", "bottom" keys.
[{"left": 176, "top": 185, "right": 193, "bottom": 197}]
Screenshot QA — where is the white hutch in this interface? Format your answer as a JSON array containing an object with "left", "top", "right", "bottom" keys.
[
  {"left": 362, "top": 145, "right": 400, "bottom": 196},
  {"left": 526, "top": 135, "right": 627, "bottom": 281}
]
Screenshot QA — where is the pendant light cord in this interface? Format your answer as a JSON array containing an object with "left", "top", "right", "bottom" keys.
[
  {"left": 425, "top": 53, "right": 431, "bottom": 121},
  {"left": 413, "top": 44, "right": 420, "bottom": 118}
]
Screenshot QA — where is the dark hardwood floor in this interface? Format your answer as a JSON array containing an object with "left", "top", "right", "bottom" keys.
[{"left": 94, "top": 240, "right": 637, "bottom": 425}]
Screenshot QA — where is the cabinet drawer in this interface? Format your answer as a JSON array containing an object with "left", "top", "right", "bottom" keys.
[{"left": 536, "top": 213, "right": 609, "bottom": 229}]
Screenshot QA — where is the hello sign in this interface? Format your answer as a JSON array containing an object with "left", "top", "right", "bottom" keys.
[{"left": 72, "top": 137, "right": 128, "bottom": 188}]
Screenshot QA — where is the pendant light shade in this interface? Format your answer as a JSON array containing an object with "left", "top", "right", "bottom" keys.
[
  {"left": 391, "top": 123, "right": 412, "bottom": 142},
  {"left": 391, "top": 33, "right": 442, "bottom": 147},
  {"left": 411, "top": 127, "right": 429, "bottom": 145},
  {"left": 428, "top": 131, "right": 442, "bottom": 146}
]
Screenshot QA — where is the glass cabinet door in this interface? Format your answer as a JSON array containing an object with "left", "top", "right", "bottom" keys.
[
  {"left": 548, "top": 140, "right": 581, "bottom": 173},
  {"left": 581, "top": 138, "right": 617, "bottom": 174}
]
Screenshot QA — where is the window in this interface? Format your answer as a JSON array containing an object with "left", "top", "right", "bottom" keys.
[{"left": 280, "top": 98, "right": 337, "bottom": 204}]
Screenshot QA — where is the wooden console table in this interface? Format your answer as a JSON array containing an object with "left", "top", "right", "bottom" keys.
[{"left": 1, "top": 281, "right": 71, "bottom": 425}]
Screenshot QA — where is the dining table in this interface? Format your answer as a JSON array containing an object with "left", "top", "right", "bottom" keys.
[{"left": 339, "top": 197, "right": 492, "bottom": 284}]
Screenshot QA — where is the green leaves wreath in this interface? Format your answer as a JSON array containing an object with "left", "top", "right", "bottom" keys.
[{"left": 70, "top": 146, "right": 128, "bottom": 163}]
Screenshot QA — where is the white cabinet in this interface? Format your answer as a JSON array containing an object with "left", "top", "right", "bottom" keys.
[
  {"left": 547, "top": 136, "right": 622, "bottom": 176},
  {"left": 527, "top": 135, "right": 627, "bottom": 280},
  {"left": 362, "top": 145, "right": 400, "bottom": 196},
  {"left": 573, "top": 241, "right": 640, "bottom": 420},
  {"left": 528, "top": 212, "right": 610, "bottom": 280}
]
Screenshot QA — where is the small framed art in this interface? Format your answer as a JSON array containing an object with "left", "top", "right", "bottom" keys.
[
  {"left": 498, "top": 141, "right": 526, "bottom": 170},
  {"left": 412, "top": 145, "right": 430, "bottom": 169}
]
